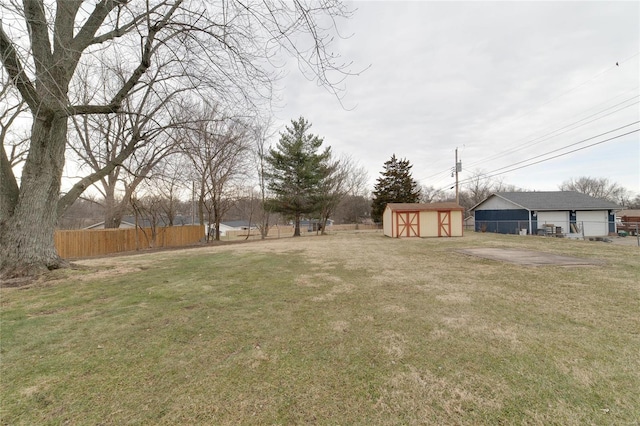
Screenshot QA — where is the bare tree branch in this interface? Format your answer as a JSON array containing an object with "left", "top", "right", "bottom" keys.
[{"left": 0, "top": 21, "right": 40, "bottom": 111}]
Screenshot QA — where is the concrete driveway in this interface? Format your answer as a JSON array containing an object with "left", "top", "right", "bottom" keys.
[{"left": 458, "top": 248, "right": 603, "bottom": 266}]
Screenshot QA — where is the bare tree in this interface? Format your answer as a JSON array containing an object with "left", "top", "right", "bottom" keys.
[
  {"left": 455, "top": 170, "right": 516, "bottom": 212},
  {"left": 461, "top": 170, "right": 495, "bottom": 208},
  {"left": 123, "top": 157, "right": 194, "bottom": 246},
  {"left": 333, "top": 195, "right": 371, "bottom": 224},
  {"left": 63, "top": 62, "right": 191, "bottom": 227},
  {"left": 181, "top": 104, "right": 251, "bottom": 240},
  {"left": 130, "top": 192, "right": 166, "bottom": 249},
  {"left": 343, "top": 159, "right": 370, "bottom": 199},
  {"left": 0, "top": 88, "right": 28, "bottom": 165},
  {"left": 627, "top": 194, "right": 640, "bottom": 209},
  {"left": 56, "top": 195, "right": 104, "bottom": 230},
  {"left": 420, "top": 185, "right": 451, "bottom": 204},
  {"left": 332, "top": 159, "right": 370, "bottom": 224},
  {"left": 318, "top": 155, "right": 368, "bottom": 234},
  {"left": 0, "top": 81, "right": 28, "bottom": 220},
  {"left": 152, "top": 155, "right": 192, "bottom": 226},
  {"left": 253, "top": 119, "right": 277, "bottom": 239},
  {"left": 559, "top": 177, "right": 627, "bottom": 204},
  {"left": 1, "top": 1, "right": 359, "bottom": 277}
]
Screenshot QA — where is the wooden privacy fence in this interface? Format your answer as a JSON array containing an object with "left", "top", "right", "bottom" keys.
[{"left": 54, "top": 225, "right": 204, "bottom": 259}]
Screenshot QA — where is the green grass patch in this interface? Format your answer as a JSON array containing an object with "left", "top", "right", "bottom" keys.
[{"left": 1, "top": 232, "right": 639, "bottom": 424}]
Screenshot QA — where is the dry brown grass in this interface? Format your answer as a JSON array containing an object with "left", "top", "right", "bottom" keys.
[{"left": 2, "top": 230, "right": 638, "bottom": 424}]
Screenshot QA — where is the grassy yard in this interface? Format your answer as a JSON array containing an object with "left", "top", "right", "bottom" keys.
[{"left": 1, "top": 231, "right": 638, "bottom": 425}]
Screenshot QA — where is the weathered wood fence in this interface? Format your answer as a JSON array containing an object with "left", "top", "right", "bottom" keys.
[
  {"left": 329, "top": 224, "right": 380, "bottom": 231},
  {"left": 222, "top": 223, "right": 381, "bottom": 239},
  {"left": 54, "top": 225, "right": 204, "bottom": 259}
]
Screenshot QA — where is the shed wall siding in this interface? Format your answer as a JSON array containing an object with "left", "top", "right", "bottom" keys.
[
  {"left": 419, "top": 210, "right": 463, "bottom": 237},
  {"left": 453, "top": 210, "right": 464, "bottom": 236},
  {"left": 422, "top": 211, "right": 438, "bottom": 236},
  {"left": 383, "top": 208, "right": 393, "bottom": 237},
  {"left": 384, "top": 208, "right": 463, "bottom": 238},
  {"left": 417, "top": 210, "right": 462, "bottom": 237}
]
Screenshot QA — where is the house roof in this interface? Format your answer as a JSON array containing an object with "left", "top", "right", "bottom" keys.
[
  {"left": 221, "top": 220, "right": 256, "bottom": 229},
  {"left": 83, "top": 215, "right": 199, "bottom": 229},
  {"left": 385, "top": 202, "right": 464, "bottom": 212},
  {"left": 83, "top": 220, "right": 136, "bottom": 230},
  {"left": 473, "top": 191, "right": 620, "bottom": 211}
]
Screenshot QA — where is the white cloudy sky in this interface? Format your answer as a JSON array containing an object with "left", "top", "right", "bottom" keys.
[{"left": 271, "top": 1, "right": 640, "bottom": 196}]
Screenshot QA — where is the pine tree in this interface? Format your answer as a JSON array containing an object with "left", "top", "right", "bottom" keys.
[
  {"left": 371, "top": 154, "right": 421, "bottom": 222},
  {"left": 265, "top": 117, "right": 333, "bottom": 236}
]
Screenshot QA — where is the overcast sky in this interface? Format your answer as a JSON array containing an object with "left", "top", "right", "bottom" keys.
[{"left": 272, "top": 1, "right": 640, "bottom": 196}]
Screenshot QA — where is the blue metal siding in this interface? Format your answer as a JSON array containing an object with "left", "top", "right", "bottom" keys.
[{"left": 475, "top": 209, "right": 531, "bottom": 234}]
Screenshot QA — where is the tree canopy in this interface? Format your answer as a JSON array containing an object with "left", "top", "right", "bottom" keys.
[
  {"left": 371, "top": 154, "right": 421, "bottom": 222},
  {"left": 265, "top": 117, "right": 333, "bottom": 236},
  {"left": 559, "top": 176, "right": 628, "bottom": 204},
  {"left": 0, "top": 0, "right": 357, "bottom": 278}
]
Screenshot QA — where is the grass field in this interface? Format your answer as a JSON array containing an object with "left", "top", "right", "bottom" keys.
[{"left": 1, "top": 231, "right": 639, "bottom": 425}]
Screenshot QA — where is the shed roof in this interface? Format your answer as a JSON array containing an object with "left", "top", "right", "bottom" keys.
[
  {"left": 473, "top": 191, "right": 620, "bottom": 211},
  {"left": 385, "top": 202, "right": 464, "bottom": 212}
]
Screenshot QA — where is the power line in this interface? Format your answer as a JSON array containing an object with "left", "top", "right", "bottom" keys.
[
  {"left": 478, "top": 129, "right": 639, "bottom": 182},
  {"left": 471, "top": 121, "right": 638, "bottom": 177},
  {"left": 463, "top": 95, "right": 639, "bottom": 170},
  {"left": 415, "top": 90, "right": 639, "bottom": 185},
  {"left": 436, "top": 124, "right": 639, "bottom": 192}
]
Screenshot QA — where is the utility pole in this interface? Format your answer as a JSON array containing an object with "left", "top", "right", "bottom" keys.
[
  {"left": 455, "top": 148, "right": 461, "bottom": 204},
  {"left": 451, "top": 148, "right": 462, "bottom": 204}
]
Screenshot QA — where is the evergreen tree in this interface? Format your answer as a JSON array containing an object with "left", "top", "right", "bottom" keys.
[
  {"left": 265, "top": 117, "right": 333, "bottom": 236},
  {"left": 371, "top": 154, "right": 421, "bottom": 222}
]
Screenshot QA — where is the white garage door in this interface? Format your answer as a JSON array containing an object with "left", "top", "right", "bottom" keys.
[
  {"left": 576, "top": 211, "right": 608, "bottom": 237},
  {"left": 537, "top": 211, "right": 569, "bottom": 234}
]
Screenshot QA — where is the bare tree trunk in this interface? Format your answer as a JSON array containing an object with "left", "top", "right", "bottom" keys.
[
  {"left": 320, "top": 212, "right": 329, "bottom": 236},
  {"left": 0, "top": 116, "right": 68, "bottom": 277},
  {"left": 260, "top": 213, "right": 270, "bottom": 239},
  {"left": 245, "top": 207, "right": 254, "bottom": 241},
  {"left": 294, "top": 212, "right": 301, "bottom": 237},
  {"left": 0, "top": 136, "right": 20, "bottom": 221},
  {"left": 254, "top": 122, "right": 273, "bottom": 240},
  {"left": 198, "top": 185, "right": 206, "bottom": 227},
  {"left": 206, "top": 208, "right": 215, "bottom": 243},
  {"left": 103, "top": 185, "right": 131, "bottom": 229},
  {"left": 213, "top": 198, "right": 221, "bottom": 241}
]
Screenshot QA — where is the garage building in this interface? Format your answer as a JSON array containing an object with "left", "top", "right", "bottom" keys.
[
  {"left": 472, "top": 191, "right": 620, "bottom": 237},
  {"left": 383, "top": 202, "right": 464, "bottom": 238}
]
